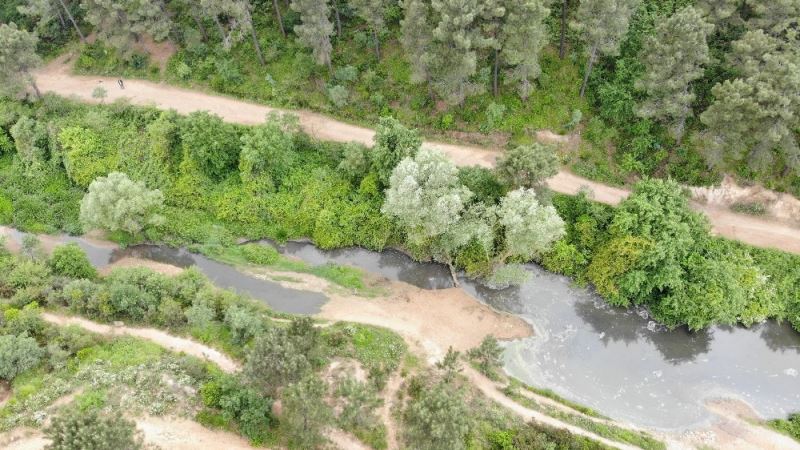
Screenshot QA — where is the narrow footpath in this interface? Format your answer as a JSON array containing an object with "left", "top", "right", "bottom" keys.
[{"left": 33, "top": 59, "right": 800, "bottom": 255}]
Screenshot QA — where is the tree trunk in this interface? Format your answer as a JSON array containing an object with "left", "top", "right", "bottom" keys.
[
  {"left": 332, "top": 1, "right": 342, "bottom": 36},
  {"left": 273, "top": 0, "right": 286, "bottom": 37},
  {"left": 191, "top": 11, "right": 208, "bottom": 41},
  {"left": 27, "top": 72, "right": 42, "bottom": 99},
  {"left": 447, "top": 263, "right": 460, "bottom": 287},
  {"left": 244, "top": 7, "right": 265, "bottom": 65},
  {"left": 559, "top": 0, "right": 567, "bottom": 59},
  {"left": 213, "top": 16, "right": 229, "bottom": 49},
  {"left": 56, "top": 8, "right": 66, "bottom": 28},
  {"left": 372, "top": 29, "right": 380, "bottom": 59},
  {"left": 493, "top": 48, "right": 500, "bottom": 97},
  {"left": 57, "top": 0, "right": 85, "bottom": 43},
  {"left": 579, "top": 45, "right": 596, "bottom": 98},
  {"left": 326, "top": 58, "right": 333, "bottom": 76}
]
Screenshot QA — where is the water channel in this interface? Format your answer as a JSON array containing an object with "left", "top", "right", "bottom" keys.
[{"left": 3, "top": 229, "right": 799, "bottom": 430}]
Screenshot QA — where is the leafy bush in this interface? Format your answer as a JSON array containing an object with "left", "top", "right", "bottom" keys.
[
  {"left": 328, "top": 85, "right": 350, "bottom": 108},
  {"left": 239, "top": 243, "right": 280, "bottom": 265},
  {"left": 0, "top": 333, "right": 44, "bottom": 380},
  {"left": 44, "top": 406, "right": 144, "bottom": 450},
  {"left": 49, "top": 244, "right": 97, "bottom": 279},
  {"left": 58, "top": 126, "right": 117, "bottom": 188}
]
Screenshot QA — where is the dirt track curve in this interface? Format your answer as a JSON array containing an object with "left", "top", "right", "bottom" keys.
[{"left": 33, "top": 62, "right": 800, "bottom": 255}]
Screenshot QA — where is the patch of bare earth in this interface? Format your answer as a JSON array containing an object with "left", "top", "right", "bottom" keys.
[
  {"left": 691, "top": 175, "right": 800, "bottom": 224},
  {"left": 0, "top": 417, "right": 256, "bottom": 450}
]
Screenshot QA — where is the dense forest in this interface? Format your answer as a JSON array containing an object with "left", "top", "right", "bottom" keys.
[{"left": 0, "top": 0, "right": 799, "bottom": 194}]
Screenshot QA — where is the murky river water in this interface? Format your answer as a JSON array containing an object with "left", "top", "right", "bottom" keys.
[{"left": 4, "top": 229, "right": 799, "bottom": 430}]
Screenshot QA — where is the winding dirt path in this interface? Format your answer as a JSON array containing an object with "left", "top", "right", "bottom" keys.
[
  {"left": 33, "top": 58, "right": 800, "bottom": 255},
  {"left": 41, "top": 312, "right": 240, "bottom": 373}
]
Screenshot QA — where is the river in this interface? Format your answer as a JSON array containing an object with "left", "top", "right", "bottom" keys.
[{"left": 3, "top": 229, "right": 799, "bottom": 430}]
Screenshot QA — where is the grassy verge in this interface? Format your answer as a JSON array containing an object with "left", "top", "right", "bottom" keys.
[
  {"left": 768, "top": 414, "right": 800, "bottom": 443},
  {"left": 503, "top": 384, "right": 665, "bottom": 450}
]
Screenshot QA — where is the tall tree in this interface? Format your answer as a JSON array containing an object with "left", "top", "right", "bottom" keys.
[
  {"left": 574, "top": 0, "right": 641, "bottom": 98},
  {"left": 291, "top": 0, "right": 334, "bottom": 73},
  {"left": 79, "top": 172, "right": 165, "bottom": 235},
  {"left": 0, "top": 23, "right": 42, "bottom": 99},
  {"left": 18, "top": 0, "right": 85, "bottom": 43},
  {"left": 273, "top": 0, "right": 285, "bottom": 37},
  {"left": 399, "top": 0, "right": 433, "bottom": 85},
  {"left": 700, "top": 30, "right": 800, "bottom": 174},
  {"left": 501, "top": 0, "right": 550, "bottom": 99},
  {"left": 282, "top": 376, "right": 332, "bottom": 449},
  {"left": 350, "top": 0, "right": 389, "bottom": 58},
  {"left": 496, "top": 188, "right": 565, "bottom": 262},
  {"left": 198, "top": 0, "right": 263, "bottom": 64},
  {"left": 425, "top": 0, "right": 485, "bottom": 105},
  {"left": 404, "top": 380, "right": 471, "bottom": 450},
  {"left": 480, "top": 0, "right": 505, "bottom": 97},
  {"left": 558, "top": 0, "right": 571, "bottom": 58},
  {"left": 80, "top": 0, "right": 171, "bottom": 57},
  {"left": 635, "top": 6, "right": 713, "bottom": 144},
  {"left": 370, "top": 116, "right": 422, "bottom": 186}
]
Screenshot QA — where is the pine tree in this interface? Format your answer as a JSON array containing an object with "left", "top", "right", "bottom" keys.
[
  {"left": 80, "top": 0, "right": 171, "bottom": 57},
  {"left": 574, "top": 0, "right": 641, "bottom": 98},
  {"left": 635, "top": 6, "right": 713, "bottom": 143},
  {"left": 700, "top": 30, "right": 800, "bottom": 175},
  {"left": 426, "top": 0, "right": 484, "bottom": 105},
  {"left": 0, "top": 23, "right": 42, "bottom": 99},
  {"left": 696, "top": 0, "right": 741, "bottom": 25},
  {"left": 480, "top": 0, "right": 505, "bottom": 97},
  {"left": 291, "top": 0, "right": 334, "bottom": 73},
  {"left": 501, "top": 0, "right": 550, "bottom": 99},
  {"left": 350, "top": 0, "right": 389, "bottom": 59},
  {"left": 745, "top": 0, "right": 800, "bottom": 40},
  {"left": 400, "top": 0, "right": 433, "bottom": 85}
]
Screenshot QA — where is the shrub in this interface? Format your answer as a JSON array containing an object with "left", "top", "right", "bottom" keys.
[
  {"left": 0, "top": 333, "right": 44, "bottom": 380},
  {"left": 44, "top": 406, "right": 144, "bottom": 450},
  {"left": 541, "top": 240, "right": 587, "bottom": 278},
  {"left": 239, "top": 243, "right": 280, "bottom": 265},
  {"left": 468, "top": 335, "right": 504, "bottom": 379},
  {"left": 223, "top": 305, "right": 262, "bottom": 344},
  {"left": 49, "top": 244, "right": 97, "bottom": 279},
  {"left": 179, "top": 111, "right": 241, "bottom": 180},
  {"left": 328, "top": 85, "right": 350, "bottom": 108},
  {"left": 0, "top": 193, "right": 12, "bottom": 224}
]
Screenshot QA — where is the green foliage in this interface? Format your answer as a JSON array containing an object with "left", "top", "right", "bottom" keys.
[
  {"left": 769, "top": 413, "right": 800, "bottom": 443},
  {"left": 80, "top": 172, "right": 165, "bottom": 235},
  {"left": 239, "top": 114, "right": 297, "bottom": 191},
  {"left": 468, "top": 335, "right": 504, "bottom": 379},
  {"left": 58, "top": 126, "right": 117, "bottom": 188},
  {"left": 200, "top": 373, "right": 273, "bottom": 444},
  {"left": 281, "top": 375, "right": 332, "bottom": 449},
  {"left": 180, "top": 111, "right": 241, "bottom": 180},
  {"left": 370, "top": 116, "right": 422, "bottom": 186},
  {"left": 44, "top": 406, "right": 143, "bottom": 450},
  {"left": 49, "top": 243, "right": 97, "bottom": 279},
  {"left": 0, "top": 23, "right": 41, "bottom": 99},
  {"left": 244, "top": 325, "right": 313, "bottom": 396},
  {"left": 0, "top": 333, "right": 44, "bottom": 380},
  {"left": 495, "top": 143, "right": 560, "bottom": 189},
  {"left": 404, "top": 378, "right": 471, "bottom": 450}
]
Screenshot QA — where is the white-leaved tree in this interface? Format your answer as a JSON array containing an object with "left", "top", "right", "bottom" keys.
[
  {"left": 80, "top": 172, "right": 165, "bottom": 235},
  {"left": 382, "top": 148, "right": 485, "bottom": 281},
  {"left": 496, "top": 188, "right": 565, "bottom": 262}
]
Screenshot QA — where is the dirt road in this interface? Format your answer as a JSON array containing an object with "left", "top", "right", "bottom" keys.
[{"left": 33, "top": 60, "right": 800, "bottom": 255}]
